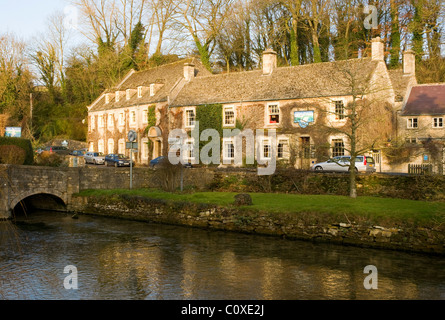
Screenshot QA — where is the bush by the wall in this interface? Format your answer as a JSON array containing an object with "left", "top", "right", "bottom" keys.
[{"left": 0, "top": 137, "right": 33, "bottom": 165}]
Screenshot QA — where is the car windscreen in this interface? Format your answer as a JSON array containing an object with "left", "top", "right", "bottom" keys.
[
  {"left": 118, "top": 154, "right": 126, "bottom": 159},
  {"left": 366, "top": 157, "right": 375, "bottom": 164}
]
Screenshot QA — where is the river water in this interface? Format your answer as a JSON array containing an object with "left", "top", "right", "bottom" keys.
[{"left": 0, "top": 211, "right": 444, "bottom": 300}]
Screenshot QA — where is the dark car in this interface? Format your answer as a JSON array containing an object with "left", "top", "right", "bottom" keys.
[
  {"left": 70, "top": 150, "right": 86, "bottom": 156},
  {"left": 105, "top": 154, "right": 131, "bottom": 167},
  {"left": 150, "top": 156, "right": 193, "bottom": 169},
  {"left": 44, "top": 146, "right": 71, "bottom": 155}
]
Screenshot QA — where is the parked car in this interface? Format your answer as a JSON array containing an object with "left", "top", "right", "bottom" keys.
[
  {"left": 84, "top": 152, "right": 105, "bottom": 165},
  {"left": 44, "top": 146, "right": 71, "bottom": 155},
  {"left": 311, "top": 155, "right": 376, "bottom": 173},
  {"left": 70, "top": 150, "right": 87, "bottom": 156},
  {"left": 105, "top": 154, "right": 131, "bottom": 167},
  {"left": 149, "top": 156, "right": 193, "bottom": 169}
]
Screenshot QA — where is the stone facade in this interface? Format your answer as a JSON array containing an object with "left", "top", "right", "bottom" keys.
[{"left": 86, "top": 37, "right": 441, "bottom": 173}]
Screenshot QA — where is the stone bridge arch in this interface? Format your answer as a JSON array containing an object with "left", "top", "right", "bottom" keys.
[{"left": 9, "top": 189, "right": 68, "bottom": 212}]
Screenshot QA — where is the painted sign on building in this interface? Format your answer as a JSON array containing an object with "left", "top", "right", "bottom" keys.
[
  {"left": 4, "top": 127, "right": 22, "bottom": 138},
  {"left": 294, "top": 111, "right": 314, "bottom": 128}
]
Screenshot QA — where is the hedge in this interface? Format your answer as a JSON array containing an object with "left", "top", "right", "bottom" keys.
[{"left": 0, "top": 137, "right": 34, "bottom": 165}]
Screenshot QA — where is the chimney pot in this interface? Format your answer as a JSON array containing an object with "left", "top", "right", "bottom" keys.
[
  {"left": 262, "top": 49, "right": 277, "bottom": 75},
  {"left": 371, "top": 37, "right": 384, "bottom": 61},
  {"left": 403, "top": 50, "right": 416, "bottom": 75}
]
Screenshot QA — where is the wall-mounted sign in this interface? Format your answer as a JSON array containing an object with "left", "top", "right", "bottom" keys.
[
  {"left": 4, "top": 127, "right": 22, "bottom": 138},
  {"left": 294, "top": 111, "right": 314, "bottom": 128}
]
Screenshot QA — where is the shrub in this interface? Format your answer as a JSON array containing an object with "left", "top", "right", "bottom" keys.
[
  {"left": 0, "top": 145, "right": 26, "bottom": 165},
  {"left": 0, "top": 137, "right": 33, "bottom": 165},
  {"left": 35, "top": 151, "right": 64, "bottom": 167}
]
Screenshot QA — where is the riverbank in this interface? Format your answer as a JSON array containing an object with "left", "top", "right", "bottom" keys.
[{"left": 68, "top": 189, "right": 445, "bottom": 255}]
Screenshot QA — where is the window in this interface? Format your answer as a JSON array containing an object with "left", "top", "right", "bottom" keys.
[
  {"left": 143, "top": 109, "right": 148, "bottom": 123},
  {"left": 405, "top": 137, "right": 417, "bottom": 144},
  {"left": 223, "top": 139, "right": 235, "bottom": 160},
  {"left": 433, "top": 117, "right": 443, "bottom": 128},
  {"left": 90, "top": 115, "right": 95, "bottom": 130},
  {"left": 223, "top": 106, "right": 235, "bottom": 126},
  {"left": 115, "top": 91, "right": 120, "bottom": 102},
  {"left": 118, "top": 139, "right": 126, "bottom": 154},
  {"left": 334, "top": 101, "right": 345, "bottom": 120},
  {"left": 118, "top": 113, "right": 125, "bottom": 126},
  {"left": 332, "top": 139, "right": 345, "bottom": 157},
  {"left": 126, "top": 89, "right": 131, "bottom": 100},
  {"left": 105, "top": 94, "right": 110, "bottom": 104},
  {"left": 407, "top": 118, "right": 418, "bottom": 129},
  {"left": 130, "top": 111, "right": 136, "bottom": 124},
  {"left": 138, "top": 86, "right": 143, "bottom": 98},
  {"left": 98, "top": 115, "right": 104, "bottom": 128},
  {"left": 268, "top": 104, "right": 280, "bottom": 124},
  {"left": 277, "top": 139, "right": 289, "bottom": 159},
  {"left": 108, "top": 139, "right": 114, "bottom": 154},
  {"left": 98, "top": 140, "right": 104, "bottom": 153},
  {"left": 108, "top": 114, "right": 114, "bottom": 128},
  {"left": 150, "top": 84, "right": 155, "bottom": 97},
  {"left": 185, "top": 108, "right": 196, "bottom": 128},
  {"left": 185, "top": 139, "right": 195, "bottom": 162},
  {"left": 261, "top": 139, "right": 272, "bottom": 160},
  {"left": 89, "top": 142, "right": 94, "bottom": 152}
]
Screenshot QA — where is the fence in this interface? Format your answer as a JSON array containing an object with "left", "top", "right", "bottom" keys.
[{"left": 408, "top": 164, "right": 433, "bottom": 175}]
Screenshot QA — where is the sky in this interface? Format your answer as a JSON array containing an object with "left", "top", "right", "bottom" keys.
[{"left": 0, "top": 0, "right": 71, "bottom": 41}]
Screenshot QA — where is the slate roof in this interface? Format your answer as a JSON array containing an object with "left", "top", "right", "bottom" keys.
[
  {"left": 170, "top": 58, "right": 380, "bottom": 107},
  {"left": 402, "top": 83, "right": 445, "bottom": 116},
  {"left": 89, "top": 58, "right": 211, "bottom": 112}
]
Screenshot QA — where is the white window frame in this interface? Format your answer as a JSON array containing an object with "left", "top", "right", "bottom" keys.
[
  {"left": 115, "top": 91, "right": 120, "bottom": 102},
  {"left": 98, "top": 115, "right": 104, "bottom": 128},
  {"left": 333, "top": 100, "right": 346, "bottom": 121},
  {"left": 126, "top": 89, "right": 131, "bottom": 100},
  {"left": 407, "top": 118, "right": 418, "bottom": 129},
  {"left": 138, "top": 86, "right": 143, "bottom": 98},
  {"left": 90, "top": 115, "right": 96, "bottom": 131},
  {"left": 331, "top": 138, "right": 345, "bottom": 157},
  {"left": 223, "top": 106, "right": 236, "bottom": 127},
  {"left": 184, "top": 107, "right": 196, "bottom": 129},
  {"left": 277, "top": 138, "right": 290, "bottom": 160},
  {"left": 105, "top": 94, "right": 110, "bottom": 104},
  {"left": 266, "top": 103, "right": 280, "bottom": 125},
  {"left": 118, "top": 113, "right": 125, "bottom": 127},
  {"left": 223, "top": 138, "right": 235, "bottom": 162},
  {"left": 142, "top": 109, "right": 148, "bottom": 124},
  {"left": 108, "top": 139, "right": 114, "bottom": 154},
  {"left": 141, "top": 138, "right": 149, "bottom": 160},
  {"left": 184, "top": 138, "right": 195, "bottom": 163},
  {"left": 150, "top": 84, "right": 155, "bottom": 97},
  {"left": 118, "top": 139, "right": 126, "bottom": 155},
  {"left": 130, "top": 110, "right": 137, "bottom": 126},
  {"left": 260, "top": 138, "right": 272, "bottom": 161},
  {"left": 107, "top": 114, "right": 114, "bottom": 128},
  {"left": 98, "top": 139, "right": 104, "bottom": 154},
  {"left": 433, "top": 117, "right": 443, "bottom": 128}
]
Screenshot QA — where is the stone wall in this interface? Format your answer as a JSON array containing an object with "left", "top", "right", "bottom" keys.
[{"left": 69, "top": 193, "right": 445, "bottom": 255}]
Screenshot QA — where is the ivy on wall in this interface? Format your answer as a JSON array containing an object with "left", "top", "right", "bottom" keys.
[
  {"left": 147, "top": 105, "right": 156, "bottom": 128},
  {"left": 195, "top": 104, "right": 223, "bottom": 163}
]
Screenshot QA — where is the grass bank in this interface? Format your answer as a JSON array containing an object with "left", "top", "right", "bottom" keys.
[{"left": 77, "top": 189, "right": 445, "bottom": 226}]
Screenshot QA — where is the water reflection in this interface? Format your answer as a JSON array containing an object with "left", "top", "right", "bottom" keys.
[{"left": 0, "top": 211, "right": 444, "bottom": 300}]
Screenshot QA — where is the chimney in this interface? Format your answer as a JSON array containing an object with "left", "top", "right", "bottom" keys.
[
  {"left": 371, "top": 37, "right": 384, "bottom": 61},
  {"left": 403, "top": 50, "right": 415, "bottom": 75},
  {"left": 262, "top": 49, "right": 277, "bottom": 75},
  {"left": 184, "top": 63, "right": 195, "bottom": 81}
]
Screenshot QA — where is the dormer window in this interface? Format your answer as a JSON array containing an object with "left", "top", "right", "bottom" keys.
[
  {"left": 126, "top": 89, "right": 131, "bottom": 100},
  {"left": 115, "top": 91, "right": 120, "bottom": 102},
  {"left": 138, "top": 86, "right": 143, "bottom": 98},
  {"left": 150, "top": 84, "right": 155, "bottom": 97},
  {"left": 105, "top": 94, "right": 110, "bottom": 104}
]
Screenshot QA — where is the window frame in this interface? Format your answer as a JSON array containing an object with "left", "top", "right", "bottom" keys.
[
  {"left": 432, "top": 117, "right": 443, "bottom": 128},
  {"left": 223, "top": 138, "right": 235, "bottom": 161},
  {"left": 184, "top": 107, "right": 196, "bottom": 129},
  {"left": 331, "top": 138, "right": 345, "bottom": 157},
  {"left": 333, "top": 100, "right": 346, "bottom": 121},
  {"left": 267, "top": 103, "right": 280, "bottom": 125},
  {"left": 223, "top": 106, "right": 236, "bottom": 127},
  {"left": 407, "top": 118, "right": 418, "bottom": 129}
]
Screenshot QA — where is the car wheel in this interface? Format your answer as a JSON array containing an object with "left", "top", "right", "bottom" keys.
[{"left": 314, "top": 166, "right": 323, "bottom": 171}]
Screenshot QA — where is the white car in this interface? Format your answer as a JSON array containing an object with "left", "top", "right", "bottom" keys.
[
  {"left": 312, "top": 156, "right": 376, "bottom": 173},
  {"left": 84, "top": 152, "right": 105, "bottom": 165}
]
